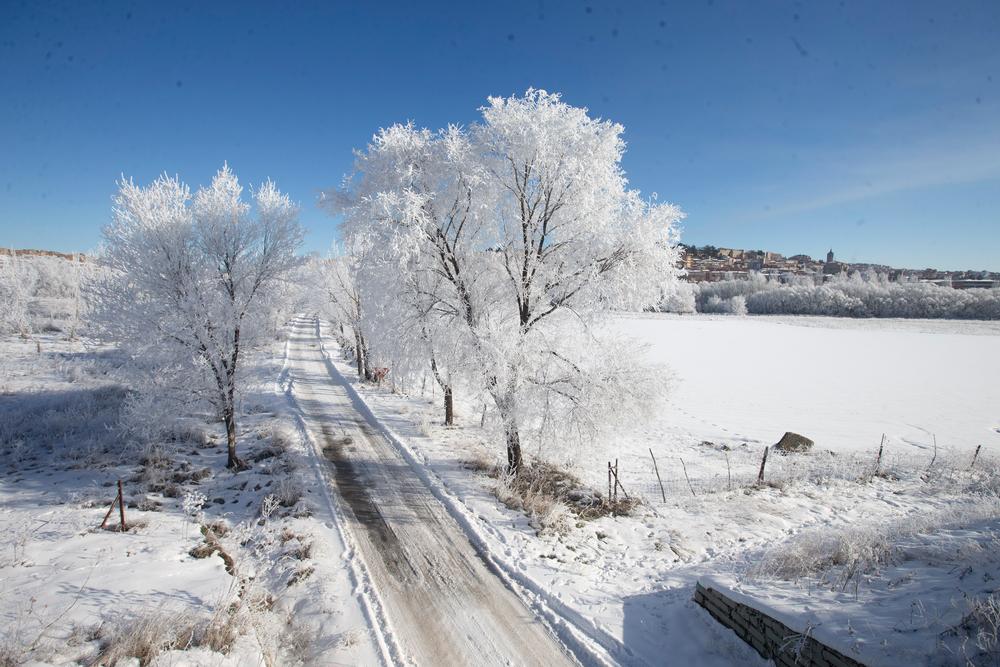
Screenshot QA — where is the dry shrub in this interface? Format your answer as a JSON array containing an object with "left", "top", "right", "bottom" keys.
[
  {"left": 487, "top": 459, "right": 639, "bottom": 534},
  {"left": 0, "top": 642, "right": 21, "bottom": 667},
  {"left": 252, "top": 423, "right": 295, "bottom": 462},
  {"left": 92, "top": 607, "right": 243, "bottom": 666},
  {"left": 100, "top": 518, "right": 148, "bottom": 533},
  {"left": 957, "top": 593, "right": 1000, "bottom": 663},
  {"left": 273, "top": 477, "right": 302, "bottom": 508},
  {"left": 188, "top": 524, "right": 236, "bottom": 575},
  {"left": 286, "top": 566, "right": 314, "bottom": 587},
  {"left": 289, "top": 541, "right": 312, "bottom": 560}
]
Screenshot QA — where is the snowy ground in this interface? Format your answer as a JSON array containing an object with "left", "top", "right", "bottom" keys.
[
  {"left": 613, "top": 312, "right": 1000, "bottom": 455},
  {"left": 3, "top": 313, "right": 998, "bottom": 665},
  {"left": 320, "top": 313, "right": 1000, "bottom": 666},
  {"left": 0, "top": 331, "right": 379, "bottom": 666}
]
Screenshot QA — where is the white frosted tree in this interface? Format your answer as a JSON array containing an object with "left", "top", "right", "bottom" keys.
[
  {"left": 95, "top": 165, "right": 304, "bottom": 469},
  {"left": 328, "top": 123, "right": 483, "bottom": 424},
  {"left": 472, "top": 90, "right": 683, "bottom": 472},
  {"left": 0, "top": 250, "right": 35, "bottom": 337},
  {"left": 311, "top": 250, "right": 376, "bottom": 381},
  {"left": 333, "top": 90, "right": 684, "bottom": 473}
]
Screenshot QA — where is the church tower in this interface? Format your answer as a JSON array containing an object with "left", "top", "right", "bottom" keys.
[{"left": 826, "top": 249, "right": 834, "bottom": 264}]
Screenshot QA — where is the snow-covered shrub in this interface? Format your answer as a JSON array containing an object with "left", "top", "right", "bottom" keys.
[
  {"left": 0, "top": 252, "right": 35, "bottom": 336},
  {"left": 273, "top": 477, "right": 303, "bottom": 507},
  {"left": 701, "top": 294, "right": 748, "bottom": 315},
  {"left": 0, "top": 253, "right": 97, "bottom": 337},
  {"left": 659, "top": 280, "right": 697, "bottom": 313}
]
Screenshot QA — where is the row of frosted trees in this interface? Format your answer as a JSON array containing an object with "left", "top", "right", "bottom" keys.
[
  {"left": 669, "top": 272, "right": 1000, "bottom": 319},
  {"left": 313, "top": 90, "right": 683, "bottom": 474}
]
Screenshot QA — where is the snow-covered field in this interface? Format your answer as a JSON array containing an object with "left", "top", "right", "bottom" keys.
[
  {"left": 326, "top": 313, "right": 1000, "bottom": 666},
  {"left": 3, "top": 313, "right": 998, "bottom": 665},
  {"left": 616, "top": 313, "right": 1000, "bottom": 455},
  {"left": 0, "top": 332, "right": 379, "bottom": 666}
]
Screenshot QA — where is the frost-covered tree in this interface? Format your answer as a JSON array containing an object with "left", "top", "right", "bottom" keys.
[
  {"left": 472, "top": 90, "right": 683, "bottom": 472},
  {"left": 0, "top": 250, "right": 35, "bottom": 337},
  {"left": 95, "top": 166, "right": 304, "bottom": 469},
  {"left": 333, "top": 90, "right": 684, "bottom": 473},
  {"left": 328, "top": 123, "right": 482, "bottom": 424},
  {"left": 310, "top": 250, "right": 377, "bottom": 380}
]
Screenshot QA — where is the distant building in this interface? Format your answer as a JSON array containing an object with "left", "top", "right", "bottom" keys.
[{"left": 826, "top": 249, "right": 835, "bottom": 264}]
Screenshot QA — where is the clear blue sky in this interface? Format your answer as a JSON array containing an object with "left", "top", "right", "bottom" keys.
[{"left": 2, "top": 1, "right": 998, "bottom": 270}]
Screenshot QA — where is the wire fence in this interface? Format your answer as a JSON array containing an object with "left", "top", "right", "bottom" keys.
[{"left": 607, "top": 441, "right": 1000, "bottom": 504}]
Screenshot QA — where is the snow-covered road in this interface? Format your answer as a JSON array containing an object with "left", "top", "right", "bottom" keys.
[{"left": 286, "top": 317, "right": 575, "bottom": 666}]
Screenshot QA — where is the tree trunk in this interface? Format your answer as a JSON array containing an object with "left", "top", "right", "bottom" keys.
[
  {"left": 444, "top": 385, "right": 454, "bottom": 426},
  {"left": 354, "top": 331, "right": 366, "bottom": 378},
  {"left": 505, "top": 423, "right": 522, "bottom": 475},
  {"left": 224, "top": 406, "right": 244, "bottom": 470}
]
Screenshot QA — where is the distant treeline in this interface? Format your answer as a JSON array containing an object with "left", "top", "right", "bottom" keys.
[{"left": 661, "top": 273, "right": 1000, "bottom": 320}]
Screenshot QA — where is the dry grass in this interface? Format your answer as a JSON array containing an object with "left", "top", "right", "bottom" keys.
[
  {"left": 286, "top": 566, "right": 314, "bottom": 587},
  {"left": 955, "top": 593, "right": 1000, "bottom": 664},
  {"left": 749, "top": 499, "right": 1000, "bottom": 586},
  {"left": 471, "top": 457, "right": 640, "bottom": 535},
  {"left": 91, "top": 606, "right": 244, "bottom": 666}
]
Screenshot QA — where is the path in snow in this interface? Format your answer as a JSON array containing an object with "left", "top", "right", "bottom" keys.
[{"left": 286, "top": 317, "right": 575, "bottom": 666}]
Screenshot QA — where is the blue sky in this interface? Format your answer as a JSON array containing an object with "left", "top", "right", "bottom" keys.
[{"left": 2, "top": 1, "right": 998, "bottom": 270}]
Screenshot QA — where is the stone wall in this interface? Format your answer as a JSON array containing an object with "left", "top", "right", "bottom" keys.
[{"left": 694, "top": 582, "right": 865, "bottom": 667}]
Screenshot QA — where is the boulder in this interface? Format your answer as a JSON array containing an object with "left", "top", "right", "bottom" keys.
[{"left": 774, "top": 431, "right": 814, "bottom": 453}]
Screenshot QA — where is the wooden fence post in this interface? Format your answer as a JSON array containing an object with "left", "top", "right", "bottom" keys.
[
  {"left": 872, "top": 434, "right": 885, "bottom": 478},
  {"left": 612, "top": 460, "right": 630, "bottom": 500},
  {"left": 971, "top": 445, "right": 983, "bottom": 469},
  {"left": 679, "top": 458, "right": 695, "bottom": 497},
  {"left": 100, "top": 479, "right": 127, "bottom": 531},
  {"left": 608, "top": 462, "right": 612, "bottom": 502},
  {"left": 757, "top": 446, "right": 769, "bottom": 485},
  {"left": 117, "top": 479, "right": 127, "bottom": 531},
  {"left": 649, "top": 448, "right": 666, "bottom": 502},
  {"left": 100, "top": 493, "right": 117, "bottom": 529}
]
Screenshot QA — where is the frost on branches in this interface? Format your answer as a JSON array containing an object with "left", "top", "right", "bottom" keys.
[
  {"left": 328, "top": 90, "right": 684, "bottom": 473},
  {"left": 93, "top": 165, "right": 304, "bottom": 469}
]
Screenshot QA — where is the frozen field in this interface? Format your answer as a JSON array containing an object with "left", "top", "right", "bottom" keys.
[{"left": 614, "top": 313, "right": 1000, "bottom": 455}]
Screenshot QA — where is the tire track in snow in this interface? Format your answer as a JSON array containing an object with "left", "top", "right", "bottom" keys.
[{"left": 285, "top": 316, "right": 576, "bottom": 666}]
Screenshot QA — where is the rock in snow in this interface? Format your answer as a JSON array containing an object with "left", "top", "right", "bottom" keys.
[{"left": 774, "top": 431, "right": 814, "bottom": 453}]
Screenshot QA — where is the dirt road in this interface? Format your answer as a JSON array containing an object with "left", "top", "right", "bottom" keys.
[{"left": 287, "top": 317, "right": 576, "bottom": 666}]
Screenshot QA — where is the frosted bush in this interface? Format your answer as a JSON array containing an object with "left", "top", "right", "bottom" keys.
[
  {"left": 659, "top": 280, "right": 697, "bottom": 313},
  {"left": 182, "top": 491, "right": 207, "bottom": 519}
]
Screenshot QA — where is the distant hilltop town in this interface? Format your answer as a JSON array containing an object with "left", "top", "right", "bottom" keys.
[
  {"left": 0, "top": 247, "right": 86, "bottom": 262},
  {"left": 679, "top": 244, "right": 999, "bottom": 289}
]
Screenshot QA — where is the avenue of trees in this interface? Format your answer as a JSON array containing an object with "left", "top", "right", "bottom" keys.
[{"left": 320, "top": 90, "right": 684, "bottom": 473}]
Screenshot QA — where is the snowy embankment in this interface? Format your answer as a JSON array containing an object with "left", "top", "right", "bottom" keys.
[
  {"left": 318, "top": 313, "right": 1000, "bottom": 666},
  {"left": 0, "top": 331, "right": 378, "bottom": 666}
]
